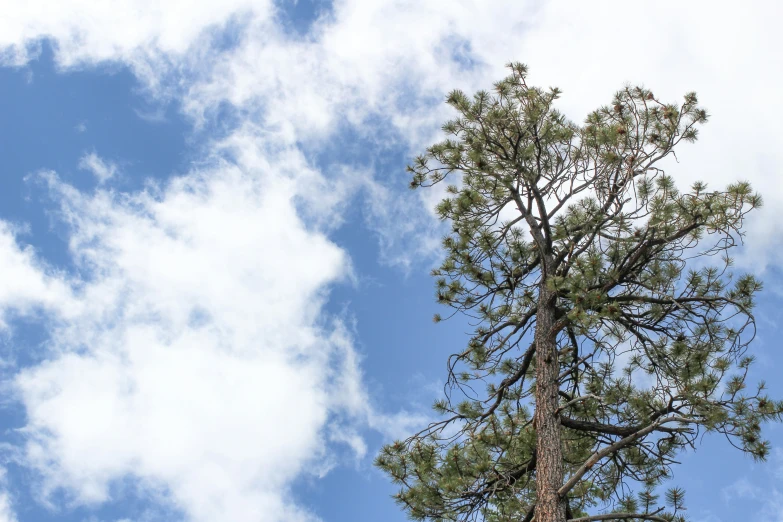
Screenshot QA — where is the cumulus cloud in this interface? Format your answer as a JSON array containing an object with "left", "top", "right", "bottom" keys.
[
  {"left": 77, "top": 0, "right": 780, "bottom": 271},
  {"left": 0, "top": 0, "right": 273, "bottom": 92},
  {"left": 3, "top": 1, "right": 783, "bottom": 260},
  {"left": 3, "top": 138, "right": 376, "bottom": 521}
]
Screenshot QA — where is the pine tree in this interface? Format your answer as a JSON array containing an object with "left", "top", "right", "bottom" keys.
[{"left": 376, "top": 63, "right": 783, "bottom": 522}]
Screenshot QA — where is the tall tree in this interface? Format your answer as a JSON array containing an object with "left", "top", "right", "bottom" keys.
[{"left": 376, "top": 63, "right": 783, "bottom": 522}]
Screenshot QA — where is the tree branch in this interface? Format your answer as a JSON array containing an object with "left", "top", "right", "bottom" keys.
[
  {"left": 568, "top": 512, "right": 668, "bottom": 522},
  {"left": 559, "top": 416, "right": 687, "bottom": 497}
]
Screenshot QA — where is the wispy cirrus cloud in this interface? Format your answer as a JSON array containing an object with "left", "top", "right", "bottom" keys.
[
  {"left": 0, "top": 469, "right": 18, "bottom": 522},
  {"left": 78, "top": 152, "right": 118, "bottom": 184},
  {"left": 0, "top": 221, "right": 78, "bottom": 331}
]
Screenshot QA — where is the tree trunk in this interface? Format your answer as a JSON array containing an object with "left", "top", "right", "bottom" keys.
[{"left": 534, "top": 284, "right": 566, "bottom": 522}]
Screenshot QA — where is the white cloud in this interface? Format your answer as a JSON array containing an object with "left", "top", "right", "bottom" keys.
[
  {"left": 0, "top": 469, "right": 19, "bottom": 522},
  {"left": 144, "top": 0, "right": 783, "bottom": 270},
  {"left": 723, "top": 476, "right": 783, "bottom": 522},
  {"left": 357, "top": 170, "right": 444, "bottom": 271},
  {"left": 0, "top": 0, "right": 274, "bottom": 91},
  {"left": 0, "top": 491, "right": 17, "bottom": 522},
  {"left": 0, "top": 222, "right": 78, "bottom": 331},
  {"left": 5, "top": 140, "right": 374, "bottom": 521},
  {"left": 78, "top": 153, "right": 118, "bottom": 184},
  {"left": 3, "top": 2, "right": 783, "bottom": 267}
]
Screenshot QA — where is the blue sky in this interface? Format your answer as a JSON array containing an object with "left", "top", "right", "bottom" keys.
[{"left": 0, "top": 2, "right": 782, "bottom": 522}]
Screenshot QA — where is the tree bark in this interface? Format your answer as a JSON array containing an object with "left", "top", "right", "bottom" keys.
[{"left": 534, "top": 283, "right": 566, "bottom": 522}]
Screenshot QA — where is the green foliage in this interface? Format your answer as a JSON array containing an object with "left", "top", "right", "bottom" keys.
[{"left": 377, "top": 64, "right": 782, "bottom": 521}]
